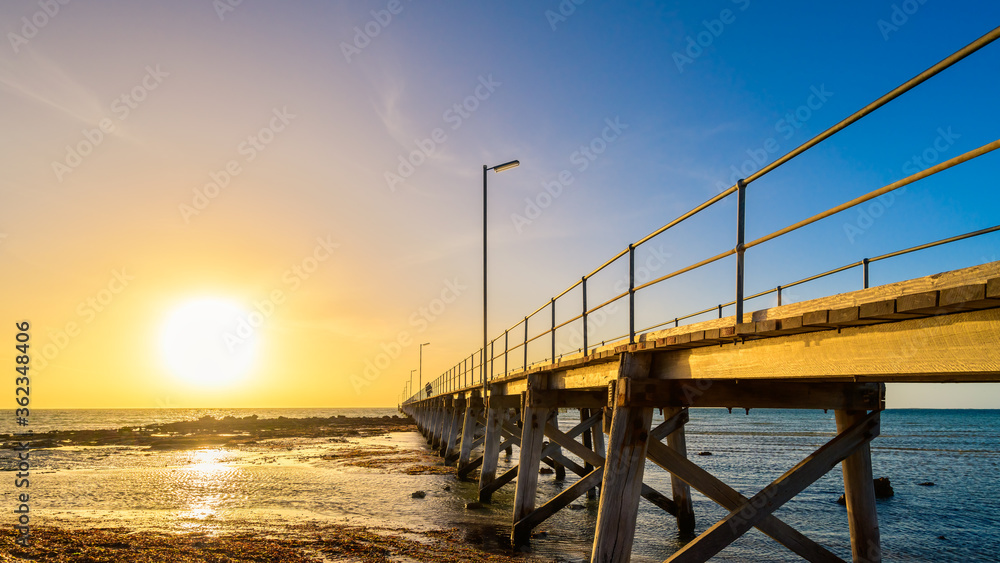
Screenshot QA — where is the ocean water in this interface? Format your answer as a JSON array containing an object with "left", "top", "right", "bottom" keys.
[{"left": 1, "top": 408, "right": 997, "bottom": 561}]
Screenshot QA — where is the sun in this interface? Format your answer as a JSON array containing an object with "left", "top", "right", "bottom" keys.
[{"left": 159, "top": 298, "right": 258, "bottom": 386}]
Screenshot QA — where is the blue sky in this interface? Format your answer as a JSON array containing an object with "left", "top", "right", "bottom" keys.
[{"left": 1, "top": 1, "right": 997, "bottom": 407}]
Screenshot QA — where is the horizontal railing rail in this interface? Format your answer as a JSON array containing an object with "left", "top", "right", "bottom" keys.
[{"left": 403, "top": 25, "right": 1000, "bottom": 405}]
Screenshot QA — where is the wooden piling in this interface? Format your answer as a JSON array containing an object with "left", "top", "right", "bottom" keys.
[
  {"left": 836, "top": 409, "right": 882, "bottom": 563},
  {"left": 591, "top": 353, "right": 653, "bottom": 563},
  {"left": 581, "top": 408, "right": 597, "bottom": 499},
  {"left": 441, "top": 398, "right": 463, "bottom": 459},
  {"left": 550, "top": 410, "right": 566, "bottom": 481},
  {"left": 663, "top": 406, "right": 695, "bottom": 534},
  {"left": 456, "top": 395, "right": 479, "bottom": 468},
  {"left": 511, "top": 375, "right": 550, "bottom": 548},
  {"left": 478, "top": 393, "right": 504, "bottom": 502}
]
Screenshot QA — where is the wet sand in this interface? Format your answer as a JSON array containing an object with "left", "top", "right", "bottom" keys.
[
  {"left": 0, "top": 415, "right": 554, "bottom": 562},
  {"left": 1, "top": 524, "right": 552, "bottom": 562}
]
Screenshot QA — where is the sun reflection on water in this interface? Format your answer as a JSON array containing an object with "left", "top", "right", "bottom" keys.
[{"left": 174, "top": 449, "right": 235, "bottom": 529}]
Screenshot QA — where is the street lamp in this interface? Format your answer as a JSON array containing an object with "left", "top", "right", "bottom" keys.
[
  {"left": 419, "top": 342, "right": 431, "bottom": 396},
  {"left": 483, "top": 160, "right": 520, "bottom": 396},
  {"left": 409, "top": 369, "right": 416, "bottom": 400}
]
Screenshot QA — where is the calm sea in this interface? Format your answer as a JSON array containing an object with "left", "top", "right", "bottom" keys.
[{"left": 1, "top": 408, "right": 996, "bottom": 562}]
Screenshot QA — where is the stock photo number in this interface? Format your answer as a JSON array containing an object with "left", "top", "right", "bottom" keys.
[
  {"left": 13, "top": 321, "right": 32, "bottom": 547},
  {"left": 15, "top": 322, "right": 30, "bottom": 423}
]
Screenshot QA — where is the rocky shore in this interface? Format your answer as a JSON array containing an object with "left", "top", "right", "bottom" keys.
[{"left": 0, "top": 415, "right": 416, "bottom": 450}]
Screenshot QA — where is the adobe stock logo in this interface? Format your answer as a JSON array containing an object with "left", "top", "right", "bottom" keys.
[
  {"left": 672, "top": 0, "right": 751, "bottom": 73},
  {"left": 877, "top": 0, "right": 929, "bottom": 41},
  {"left": 7, "top": 0, "right": 72, "bottom": 54},
  {"left": 51, "top": 65, "right": 169, "bottom": 182},
  {"left": 510, "top": 117, "right": 628, "bottom": 233},
  {"left": 340, "top": 0, "right": 412, "bottom": 63},
  {"left": 350, "top": 278, "right": 467, "bottom": 394},
  {"left": 384, "top": 75, "right": 501, "bottom": 192}
]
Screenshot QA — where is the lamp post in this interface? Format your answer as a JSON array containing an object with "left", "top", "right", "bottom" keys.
[
  {"left": 419, "top": 342, "right": 430, "bottom": 397},
  {"left": 483, "top": 159, "right": 520, "bottom": 397},
  {"left": 409, "top": 369, "right": 416, "bottom": 400}
]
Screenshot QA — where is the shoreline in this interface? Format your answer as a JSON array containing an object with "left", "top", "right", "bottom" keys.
[
  {"left": 0, "top": 415, "right": 559, "bottom": 562},
  {"left": 0, "top": 414, "right": 416, "bottom": 451}
]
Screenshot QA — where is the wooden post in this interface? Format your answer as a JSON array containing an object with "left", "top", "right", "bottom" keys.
[
  {"left": 506, "top": 408, "right": 518, "bottom": 457},
  {"left": 511, "top": 375, "right": 550, "bottom": 548},
  {"left": 425, "top": 404, "right": 435, "bottom": 446},
  {"left": 457, "top": 397, "right": 479, "bottom": 468},
  {"left": 591, "top": 353, "right": 653, "bottom": 563},
  {"left": 581, "top": 408, "right": 597, "bottom": 499},
  {"left": 550, "top": 410, "right": 566, "bottom": 480},
  {"left": 478, "top": 394, "right": 504, "bottom": 502},
  {"left": 836, "top": 409, "right": 882, "bottom": 563},
  {"left": 441, "top": 398, "right": 463, "bottom": 459},
  {"left": 664, "top": 406, "right": 695, "bottom": 535},
  {"left": 432, "top": 402, "right": 445, "bottom": 449},
  {"left": 591, "top": 407, "right": 606, "bottom": 500}
]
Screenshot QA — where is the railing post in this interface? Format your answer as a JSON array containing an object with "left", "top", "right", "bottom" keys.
[
  {"left": 504, "top": 330, "right": 509, "bottom": 376},
  {"left": 550, "top": 298, "right": 556, "bottom": 362},
  {"left": 523, "top": 316, "right": 528, "bottom": 370},
  {"left": 489, "top": 340, "right": 494, "bottom": 381},
  {"left": 777, "top": 285, "right": 783, "bottom": 306},
  {"left": 582, "top": 276, "right": 588, "bottom": 356},
  {"left": 628, "top": 243, "right": 635, "bottom": 344},
  {"left": 863, "top": 258, "right": 870, "bottom": 289},
  {"left": 718, "top": 304, "right": 722, "bottom": 318},
  {"left": 735, "top": 178, "right": 747, "bottom": 323}
]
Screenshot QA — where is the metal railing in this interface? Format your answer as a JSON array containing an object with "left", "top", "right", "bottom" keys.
[{"left": 404, "top": 25, "right": 1000, "bottom": 404}]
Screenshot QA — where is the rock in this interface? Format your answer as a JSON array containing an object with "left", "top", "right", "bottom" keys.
[
  {"left": 938, "top": 535, "right": 947, "bottom": 540},
  {"left": 539, "top": 467, "right": 554, "bottom": 475},
  {"left": 917, "top": 481, "right": 935, "bottom": 487},
  {"left": 697, "top": 451, "right": 712, "bottom": 456},
  {"left": 466, "top": 502, "right": 484, "bottom": 509},
  {"left": 569, "top": 503, "right": 586, "bottom": 510},
  {"left": 838, "top": 477, "right": 894, "bottom": 504},
  {"left": 443, "top": 485, "right": 451, "bottom": 491},
  {"left": 874, "top": 477, "right": 894, "bottom": 498},
  {"left": 531, "top": 531, "right": 548, "bottom": 539},
  {"left": 411, "top": 490, "right": 426, "bottom": 499}
]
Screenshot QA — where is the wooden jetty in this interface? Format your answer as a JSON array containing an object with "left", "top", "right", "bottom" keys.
[
  {"left": 400, "top": 27, "right": 1000, "bottom": 562},
  {"left": 402, "top": 262, "right": 1000, "bottom": 562}
]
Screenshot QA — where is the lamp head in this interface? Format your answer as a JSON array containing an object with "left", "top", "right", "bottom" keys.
[{"left": 491, "top": 160, "right": 520, "bottom": 173}]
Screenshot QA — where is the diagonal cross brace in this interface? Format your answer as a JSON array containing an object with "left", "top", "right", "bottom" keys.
[
  {"left": 647, "top": 441, "right": 846, "bottom": 562},
  {"left": 664, "top": 410, "right": 880, "bottom": 563}
]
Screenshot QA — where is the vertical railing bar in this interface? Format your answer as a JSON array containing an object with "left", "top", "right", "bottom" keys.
[
  {"left": 628, "top": 244, "right": 635, "bottom": 344},
  {"left": 523, "top": 316, "right": 528, "bottom": 370},
  {"left": 504, "top": 330, "right": 509, "bottom": 376},
  {"left": 777, "top": 285, "right": 783, "bottom": 307},
  {"left": 735, "top": 178, "right": 747, "bottom": 324},
  {"left": 582, "top": 276, "right": 588, "bottom": 356},
  {"left": 863, "top": 258, "right": 870, "bottom": 289},
  {"left": 551, "top": 298, "right": 556, "bottom": 363}
]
